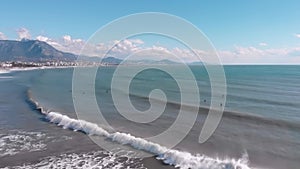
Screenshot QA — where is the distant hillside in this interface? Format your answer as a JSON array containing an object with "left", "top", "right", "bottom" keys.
[
  {"left": 123, "top": 59, "right": 179, "bottom": 65},
  {"left": 0, "top": 39, "right": 76, "bottom": 62},
  {"left": 73, "top": 56, "right": 179, "bottom": 65},
  {"left": 189, "top": 61, "right": 203, "bottom": 65},
  {"left": 0, "top": 39, "right": 184, "bottom": 65},
  {"left": 101, "top": 57, "right": 122, "bottom": 64}
]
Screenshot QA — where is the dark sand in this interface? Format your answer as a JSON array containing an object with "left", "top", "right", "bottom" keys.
[{"left": 142, "top": 157, "right": 175, "bottom": 169}]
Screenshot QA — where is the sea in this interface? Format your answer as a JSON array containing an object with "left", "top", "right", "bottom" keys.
[{"left": 0, "top": 65, "right": 299, "bottom": 169}]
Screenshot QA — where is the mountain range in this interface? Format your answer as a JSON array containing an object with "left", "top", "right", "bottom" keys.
[
  {"left": 0, "top": 39, "right": 198, "bottom": 65},
  {"left": 0, "top": 39, "right": 76, "bottom": 62}
]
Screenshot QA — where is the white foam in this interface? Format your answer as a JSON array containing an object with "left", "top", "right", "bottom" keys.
[
  {"left": 45, "top": 111, "right": 252, "bottom": 169},
  {"left": 1, "top": 151, "right": 146, "bottom": 169},
  {"left": 9, "top": 66, "right": 75, "bottom": 73},
  {"left": 47, "top": 112, "right": 110, "bottom": 137},
  {"left": 0, "top": 69, "right": 10, "bottom": 74},
  {"left": 0, "top": 131, "right": 47, "bottom": 157}
]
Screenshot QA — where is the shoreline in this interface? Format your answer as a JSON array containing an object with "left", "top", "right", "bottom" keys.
[{"left": 0, "top": 66, "right": 77, "bottom": 74}]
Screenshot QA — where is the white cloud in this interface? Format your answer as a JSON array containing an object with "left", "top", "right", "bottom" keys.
[
  {"left": 129, "top": 39, "right": 144, "bottom": 44},
  {"left": 0, "top": 32, "right": 7, "bottom": 40},
  {"left": 219, "top": 46, "right": 300, "bottom": 64},
  {"left": 63, "top": 35, "right": 72, "bottom": 42},
  {"left": 17, "top": 28, "right": 31, "bottom": 40},
  {"left": 111, "top": 39, "right": 141, "bottom": 55},
  {"left": 35, "top": 35, "right": 85, "bottom": 54},
  {"left": 36, "top": 35, "right": 62, "bottom": 48},
  {"left": 30, "top": 30, "right": 300, "bottom": 64},
  {"left": 295, "top": 34, "right": 300, "bottom": 38},
  {"left": 259, "top": 42, "right": 268, "bottom": 46},
  {"left": 58, "top": 35, "right": 85, "bottom": 53},
  {"left": 36, "top": 35, "right": 49, "bottom": 42}
]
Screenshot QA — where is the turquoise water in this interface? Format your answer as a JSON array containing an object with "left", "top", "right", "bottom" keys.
[
  {"left": 32, "top": 65, "right": 300, "bottom": 122},
  {"left": 1, "top": 65, "right": 300, "bottom": 169}
]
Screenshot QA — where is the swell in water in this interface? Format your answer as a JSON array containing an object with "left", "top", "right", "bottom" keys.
[
  {"left": 127, "top": 90, "right": 300, "bottom": 131},
  {"left": 0, "top": 69, "right": 10, "bottom": 74},
  {"left": 26, "top": 89, "right": 251, "bottom": 169}
]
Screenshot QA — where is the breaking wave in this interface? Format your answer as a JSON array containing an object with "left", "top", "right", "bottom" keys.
[{"left": 27, "top": 90, "right": 251, "bottom": 169}]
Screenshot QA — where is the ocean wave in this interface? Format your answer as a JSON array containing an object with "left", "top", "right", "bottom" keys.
[
  {"left": 0, "top": 66, "right": 75, "bottom": 75},
  {"left": 0, "top": 69, "right": 10, "bottom": 74},
  {"left": 0, "top": 76, "right": 13, "bottom": 79},
  {"left": 27, "top": 89, "right": 251, "bottom": 169},
  {"left": 1, "top": 151, "right": 146, "bottom": 169},
  {"left": 127, "top": 91, "right": 300, "bottom": 130}
]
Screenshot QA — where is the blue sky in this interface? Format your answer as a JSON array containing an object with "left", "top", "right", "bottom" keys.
[{"left": 1, "top": 0, "right": 300, "bottom": 64}]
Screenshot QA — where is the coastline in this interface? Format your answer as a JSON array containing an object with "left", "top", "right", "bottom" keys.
[{"left": 0, "top": 66, "right": 76, "bottom": 74}]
